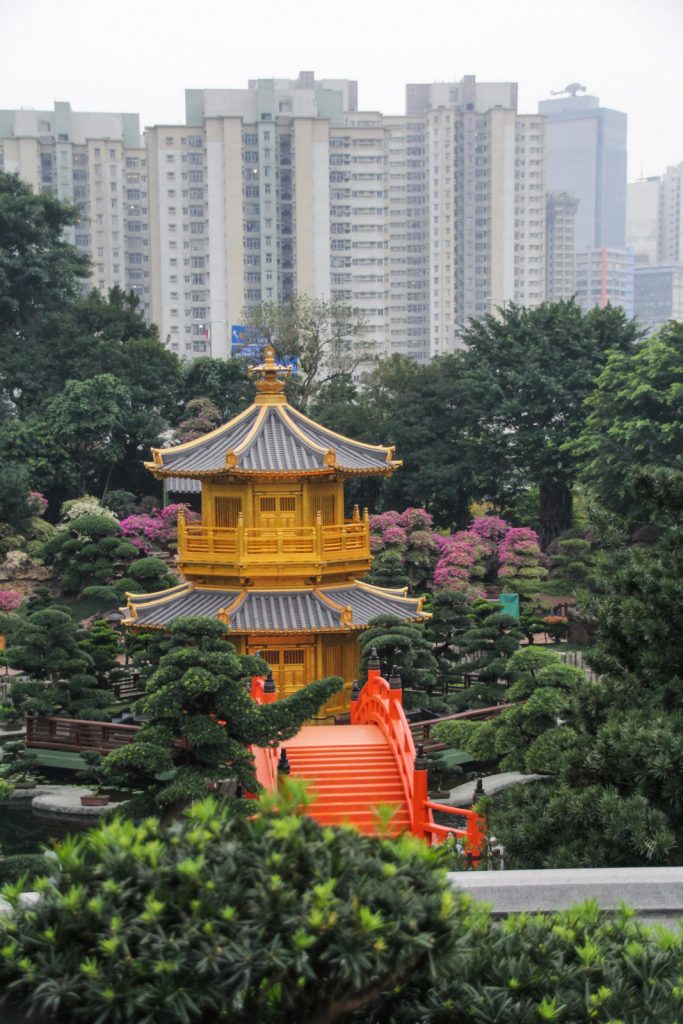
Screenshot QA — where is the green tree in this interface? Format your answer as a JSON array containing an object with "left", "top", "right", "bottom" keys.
[
  {"left": 45, "top": 375, "right": 131, "bottom": 496},
  {"left": 104, "top": 617, "right": 342, "bottom": 816},
  {"left": 0, "top": 171, "right": 89, "bottom": 414},
  {"left": 358, "top": 615, "right": 438, "bottom": 692},
  {"left": 364, "top": 550, "right": 410, "bottom": 589},
  {"left": 5, "top": 607, "right": 93, "bottom": 687},
  {"left": 460, "top": 300, "right": 641, "bottom": 544},
  {"left": 179, "top": 356, "right": 253, "bottom": 422},
  {"left": 244, "top": 293, "right": 372, "bottom": 410},
  {"left": 483, "top": 468, "right": 683, "bottom": 867},
  {"left": 41, "top": 514, "right": 175, "bottom": 599},
  {"left": 0, "top": 462, "right": 34, "bottom": 532},
  {"left": 572, "top": 322, "right": 683, "bottom": 525}
]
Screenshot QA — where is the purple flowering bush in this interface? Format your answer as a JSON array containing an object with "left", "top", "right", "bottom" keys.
[
  {"left": 119, "top": 504, "right": 200, "bottom": 554},
  {"left": 433, "top": 531, "right": 487, "bottom": 599},
  {"left": 0, "top": 590, "right": 22, "bottom": 613},
  {"left": 368, "top": 508, "right": 440, "bottom": 590},
  {"left": 498, "top": 527, "right": 548, "bottom": 594}
]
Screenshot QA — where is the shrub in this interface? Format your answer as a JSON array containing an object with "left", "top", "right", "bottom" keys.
[
  {"left": 101, "top": 490, "right": 139, "bottom": 518},
  {"left": 59, "top": 497, "right": 117, "bottom": 525},
  {"left": 0, "top": 854, "right": 53, "bottom": 886},
  {"left": 1, "top": 796, "right": 682, "bottom": 1024},
  {"left": 0, "top": 791, "right": 460, "bottom": 1024},
  {"left": 0, "top": 591, "right": 22, "bottom": 613}
]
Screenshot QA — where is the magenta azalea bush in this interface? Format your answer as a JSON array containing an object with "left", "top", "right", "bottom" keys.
[
  {"left": 27, "top": 492, "right": 48, "bottom": 517},
  {"left": 368, "top": 508, "right": 440, "bottom": 590},
  {"left": 433, "top": 531, "right": 487, "bottom": 599},
  {"left": 498, "top": 527, "right": 548, "bottom": 593},
  {"left": 0, "top": 590, "right": 22, "bottom": 612},
  {"left": 119, "top": 504, "right": 200, "bottom": 554}
]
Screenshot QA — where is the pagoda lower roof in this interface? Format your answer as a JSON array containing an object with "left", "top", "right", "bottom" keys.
[
  {"left": 121, "top": 581, "right": 426, "bottom": 633},
  {"left": 147, "top": 402, "right": 399, "bottom": 478}
]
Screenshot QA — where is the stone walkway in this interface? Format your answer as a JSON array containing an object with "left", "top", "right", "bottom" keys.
[
  {"left": 9, "top": 784, "right": 125, "bottom": 817},
  {"left": 445, "top": 771, "right": 549, "bottom": 807}
]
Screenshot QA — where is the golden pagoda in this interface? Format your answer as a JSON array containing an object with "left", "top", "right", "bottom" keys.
[{"left": 122, "top": 347, "right": 425, "bottom": 715}]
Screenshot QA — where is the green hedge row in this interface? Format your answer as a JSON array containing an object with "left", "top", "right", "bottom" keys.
[
  {"left": 0, "top": 854, "right": 52, "bottom": 887},
  {"left": 0, "top": 789, "right": 681, "bottom": 1024}
]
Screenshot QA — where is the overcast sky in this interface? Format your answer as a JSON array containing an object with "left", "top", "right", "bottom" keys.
[{"left": 2, "top": 0, "right": 682, "bottom": 180}]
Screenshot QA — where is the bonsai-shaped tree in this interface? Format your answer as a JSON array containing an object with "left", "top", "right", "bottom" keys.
[
  {"left": 433, "top": 647, "right": 585, "bottom": 772},
  {"left": 5, "top": 607, "right": 93, "bottom": 688},
  {"left": 75, "top": 619, "right": 123, "bottom": 687},
  {"left": 425, "top": 590, "right": 475, "bottom": 688},
  {"left": 358, "top": 614, "right": 438, "bottom": 693},
  {"left": 363, "top": 549, "right": 410, "bottom": 589},
  {"left": 42, "top": 514, "right": 176, "bottom": 602},
  {"left": 104, "top": 616, "right": 343, "bottom": 817}
]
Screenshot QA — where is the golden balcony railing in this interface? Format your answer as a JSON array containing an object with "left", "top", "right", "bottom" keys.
[{"left": 177, "top": 511, "right": 371, "bottom": 576}]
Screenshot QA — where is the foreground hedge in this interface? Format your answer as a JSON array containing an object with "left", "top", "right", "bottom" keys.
[
  {"left": 0, "top": 789, "right": 682, "bottom": 1023},
  {"left": 0, "top": 855, "right": 52, "bottom": 886}
]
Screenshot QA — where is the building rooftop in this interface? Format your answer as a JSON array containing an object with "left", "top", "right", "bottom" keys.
[
  {"left": 148, "top": 347, "right": 400, "bottom": 480},
  {"left": 122, "top": 580, "right": 425, "bottom": 633}
]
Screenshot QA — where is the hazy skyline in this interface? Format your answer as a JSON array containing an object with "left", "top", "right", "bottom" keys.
[{"left": 2, "top": 0, "right": 682, "bottom": 180}]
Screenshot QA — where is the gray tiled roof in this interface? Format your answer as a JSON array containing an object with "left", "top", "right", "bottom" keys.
[
  {"left": 156, "top": 408, "right": 260, "bottom": 473},
  {"left": 325, "top": 585, "right": 424, "bottom": 623},
  {"left": 126, "top": 583, "right": 424, "bottom": 632},
  {"left": 240, "top": 408, "right": 323, "bottom": 472},
  {"left": 166, "top": 477, "right": 201, "bottom": 494},
  {"left": 151, "top": 402, "right": 395, "bottom": 476},
  {"left": 131, "top": 588, "right": 240, "bottom": 627}
]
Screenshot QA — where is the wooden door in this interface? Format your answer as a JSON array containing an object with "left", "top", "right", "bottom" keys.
[
  {"left": 214, "top": 496, "right": 242, "bottom": 528},
  {"left": 255, "top": 493, "right": 299, "bottom": 530},
  {"left": 258, "top": 646, "right": 308, "bottom": 699},
  {"left": 311, "top": 494, "right": 335, "bottom": 525}
]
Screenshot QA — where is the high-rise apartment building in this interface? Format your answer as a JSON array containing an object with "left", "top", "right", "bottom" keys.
[
  {"left": 539, "top": 90, "right": 627, "bottom": 251},
  {"left": 3, "top": 75, "right": 550, "bottom": 363},
  {"left": 659, "top": 163, "right": 683, "bottom": 264},
  {"left": 0, "top": 102, "right": 151, "bottom": 315},
  {"left": 574, "top": 247, "right": 634, "bottom": 317},
  {"left": 546, "top": 192, "right": 578, "bottom": 300},
  {"left": 627, "top": 176, "right": 661, "bottom": 265},
  {"left": 401, "top": 76, "right": 546, "bottom": 353},
  {"left": 634, "top": 264, "right": 683, "bottom": 334},
  {"left": 147, "top": 74, "right": 357, "bottom": 360}
]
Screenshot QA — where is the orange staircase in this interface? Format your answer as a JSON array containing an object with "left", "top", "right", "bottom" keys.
[
  {"left": 283, "top": 724, "right": 411, "bottom": 835},
  {"left": 250, "top": 656, "right": 486, "bottom": 858}
]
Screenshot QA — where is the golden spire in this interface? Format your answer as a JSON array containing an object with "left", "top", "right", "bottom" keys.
[{"left": 248, "top": 344, "right": 292, "bottom": 404}]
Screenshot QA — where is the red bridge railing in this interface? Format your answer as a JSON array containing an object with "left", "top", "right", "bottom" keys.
[
  {"left": 351, "top": 661, "right": 486, "bottom": 860},
  {"left": 249, "top": 674, "right": 278, "bottom": 792}
]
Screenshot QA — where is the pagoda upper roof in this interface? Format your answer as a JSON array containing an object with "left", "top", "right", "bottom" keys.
[
  {"left": 121, "top": 580, "right": 426, "bottom": 633},
  {"left": 148, "top": 346, "right": 399, "bottom": 480}
]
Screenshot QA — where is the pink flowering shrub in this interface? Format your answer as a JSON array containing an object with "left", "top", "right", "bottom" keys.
[
  {"left": 433, "top": 531, "right": 487, "bottom": 599},
  {"left": 0, "top": 590, "right": 22, "bottom": 612},
  {"left": 120, "top": 504, "right": 200, "bottom": 554},
  {"left": 399, "top": 507, "right": 434, "bottom": 532},
  {"left": 469, "top": 515, "right": 510, "bottom": 555},
  {"left": 368, "top": 508, "right": 439, "bottom": 590},
  {"left": 27, "top": 492, "right": 48, "bottom": 517},
  {"left": 382, "top": 525, "right": 409, "bottom": 547},
  {"left": 498, "top": 527, "right": 548, "bottom": 593}
]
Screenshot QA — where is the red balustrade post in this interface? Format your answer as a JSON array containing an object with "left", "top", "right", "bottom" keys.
[
  {"left": 367, "top": 647, "right": 381, "bottom": 689},
  {"left": 263, "top": 670, "right": 277, "bottom": 704},
  {"left": 411, "top": 743, "right": 429, "bottom": 840},
  {"left": 388, "top": 665, "right": 403, "bottom": 710},
  {"left": 466, "top": 812, "right": 487, "bottom": 866},
  {"left": 250, "top": 673, "right": 265, "bottom": 702},
  {"left": 350, "top": 678, "right": 361, "bottom": 724}
]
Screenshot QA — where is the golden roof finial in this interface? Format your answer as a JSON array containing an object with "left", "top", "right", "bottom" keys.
[{"left": 248, "top": 344, "right": 291, "bottom": 403}]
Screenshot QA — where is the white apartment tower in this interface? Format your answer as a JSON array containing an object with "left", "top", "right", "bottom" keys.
[
  {"left": 659, "top": 163, "right": 683, "bottom": 264},
  {"left": 404, "top": 76, "right": 546, "bottom": 353},
  {"left": 0, "top": 102, "right": 150, "bottom": 316}
]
